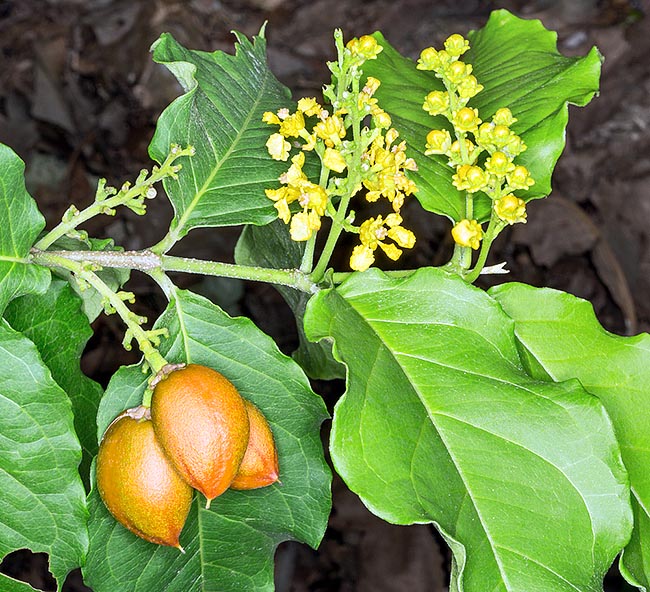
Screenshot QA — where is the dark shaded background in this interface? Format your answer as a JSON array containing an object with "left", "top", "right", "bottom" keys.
[{"left": 0, "top": 0, "right": 648, "bottom": 590}]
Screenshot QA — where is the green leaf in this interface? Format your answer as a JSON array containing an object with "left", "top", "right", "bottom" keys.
[
  {"left": 0, "top": 144, "right": 50, "bottom": 313},
  {"left": 0, "top": 320, "right": 88, "bottom": 591},
  {"left": 149, "top": 31, "right": 292, "bottom": 249},
  {"left": 363, "top": 10, "right": 602, "bottom": 221},
  {"left": 84, "top": 290, "right": 331, "bottom": 592},
  {"left": 235, "top": 220, "right": 344, "bottom": 380},
  {"left": 304, "top": 267, "right": 631, "bottom": 592},
  {"left": 490, "top": 282, "right": 650, "bottom": 590},
  {"left": 4, "top": 278, "right": 104, "bottom": 486}
]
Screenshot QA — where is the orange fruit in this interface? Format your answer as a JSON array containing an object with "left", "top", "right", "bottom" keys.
[
  {"left": 151, "top": 364, "right": 250, "bottom": 506},
  {"left": 96, "top": 406, "right": 193, "bottom": 548},
  {"left": 231, "top": 400, "right": 279, "bottom": 490}
]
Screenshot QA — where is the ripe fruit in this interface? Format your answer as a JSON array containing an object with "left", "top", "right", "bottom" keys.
[
  {"left": 231, "top": 400, "right": 280, "bottom": 490},
  {"left": 96, "top": 406, "right": 193, "bottom": 548},
  {"left": 151, "top": 364, "right": 250, "bottom": 506}
]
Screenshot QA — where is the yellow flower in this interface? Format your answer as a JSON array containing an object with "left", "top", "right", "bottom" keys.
[
  {"left": 290, "top": 210, "right": 321, "bottom": 241},
  {"left": 298, "top": 181, "right": 328, "bottom": 216},
  {"left": 372, "top": 108, "right": 392, "bottom": 129},
  {"left": 350, "top": 244, "right": 375, "bottom": 272},
  {"left": 262, "top": 111, "right": 281, "bottom": 125},
  {"left": 485, "top": 151, "right": 515, "bottom": 177},
  {"left": 280, "top": 152, "right": 307, "bottom": 186},
  {"left": 266, "top": 133, "right": 291, "bottom": 161},
  {"left": 494, "top": 194, "right": 527, "bottom": 225},
  {"left": 279, "top": 111, "right": 306, "bottom": 138},
  {"left": 445, "top": 61, "right": 472, "bottom": 85},
  {"left": 444, "top": 34, "right": 470, "bottom": 57},
  {"left": 417, "top": 47, "right": 451, "bottom": 72},
  {"left": 492, "top": 108, "right": 517, "bottom": 126},
  {"left": 452, "top": 107, "right": 481, "bottom": 133},
  {"left": 352, "top": 214, "right": 415, "bottom": 270},
  {"left": 323, "top": 147, "right": 347, "bottom": 173},
  {"left": 297, "top": 97, "right": 321, "bottom": 116},
  {"left": 363, "top": 77, "right": 381, "bottom": 96},
  {"left": 347, "top": 35, "right": 383, "bottom": 60},
  {"left": 452, "top": 219, "right": 483, "bottom": 249},
  {"left": 452, "top": 164, "right": 487, "bottom": 193},
  {"left": 506, "top": 165, "right": 535, "bottom": 191},
  {"left": 387, "top": 225, "right": 416, "bottom": 249},
  {"left": 314, "top": 114, "right": 346, "bottom": 147},
  {"left": 456, "top": 75, "right": 483, "bottom": 99},
  {"left": 265, "top": 186, "right": 299, "bottom": 223},
  {"left": 502, "top": 134, "right": 527, "bottom": 158},
  {"left": 422, "top": 91, "right": 450, "bottom": 116},
  {"left": 425, "top": 129, "right": 452, "bottom": 155}
]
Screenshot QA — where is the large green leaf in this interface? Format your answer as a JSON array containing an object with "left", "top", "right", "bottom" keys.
[
  {"left": 84, "top": 290, "right": 331, "bottom": 592},
  {"left": 363, "top": 10, "right": 601, "bottom": 222},
  {"left": 304, "top": 267, "right": 631, "bottom": 592},
  {"left": 4, "top": 278, "right": 104, "bottom": 486},
  {"left": 148, "top": 31, "right": 292, "bottom": 250},
  {"left": 0, "top": 144, "right": 50, "bottom": 313},
  {"left": 0, "top": 320, "right": 88, "bottom": 591},
  {"left": 490, "top": 283, "right": 650, "bottom": 590},
  {"left": 235, "top": 220, "right": 344, "bottom": 380}
]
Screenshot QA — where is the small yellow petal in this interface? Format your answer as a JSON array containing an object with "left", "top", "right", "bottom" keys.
[
  {"left": 266, "top": 133, "right": 291, "bottom": 161},
  {"left": 323, "top": 148, "right": 347, "bottom": 173},
  {"left": 350, "top": 244, "right": 375, "bottom": 272}
]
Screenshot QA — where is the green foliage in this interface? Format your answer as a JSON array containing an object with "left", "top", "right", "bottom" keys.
[
  {"left": 0, "top": 321, "right": 88, "bottom": 591},
  {"left": 84, "top": 290, "right": 330, "bottom": 592},
  {"left": 363, "top": 10, "right": 602, "bottom": 221},
  {"left": 0, "top": 11, "right": 647, "bottom": 592},
  {"left": 4, "top": 278, "right": 104, "bottom": 485},
  {"left": 149, "top": 31, "right": 292, "bottom": 250},
  {"left": 490, "top": 283, "right": 650, "bottom": 589},
  {"left": 304, "top": 268, "right": 632, "bottom": 591},
  {"left": 0, "top": 145, "right": 50, "bottom": 313},
  {"left": 235, "top": 220, "right": 344, "bottom": 380}
]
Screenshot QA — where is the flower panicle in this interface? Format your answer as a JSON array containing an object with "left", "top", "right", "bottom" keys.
[
  {"left": 419, "top": 33, "right": 534, "bottom": 251},
  {"left": 261, "top": 31, "right": 418, "bottom": 272}
]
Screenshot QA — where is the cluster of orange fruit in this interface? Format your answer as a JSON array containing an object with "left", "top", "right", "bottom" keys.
[{"left": 96, "top": 364, "right": 279, "bottom": 549}]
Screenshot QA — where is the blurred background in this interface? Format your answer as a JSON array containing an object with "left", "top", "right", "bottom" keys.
[{"left": 0, "top": 0, "right": 648, "bottom": 589}]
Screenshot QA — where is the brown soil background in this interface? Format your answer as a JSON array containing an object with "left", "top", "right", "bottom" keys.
[{"left": 0, "top": 0, "right": 648, "bottom": 590}]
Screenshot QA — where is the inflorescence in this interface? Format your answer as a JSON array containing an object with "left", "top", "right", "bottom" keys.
[
  {"left": 418, "top": 33, "right": 533, "bottom": 254},
  {"left": 263, "top": 33, "right": 417, "bottom": 272}
]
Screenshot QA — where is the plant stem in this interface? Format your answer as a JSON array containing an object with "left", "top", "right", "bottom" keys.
[
  {"left": 311, "top": 73, "right": 362, "bottom": 282},
  {"left": 464, "top": 215, "right": 505, "bottom": 283},
  {"left": 34, "top": 151, "right": 185, "bottom": 252},
  {"left": 38, "top": 252, "right": 168, "bottom": 373},
  {"left": 160, "top": 255, "right": 317, "bottom": 293},
  {"left": 31, "top": 249, "right": 318, "bottom": 293}
]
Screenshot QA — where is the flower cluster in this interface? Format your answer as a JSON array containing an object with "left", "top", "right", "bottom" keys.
[
  {"left": 263, "top": 33, "right": 417, "bottom": 272},
  {"left": 418, "top": 34, "right": 534, "bottom": 251}
]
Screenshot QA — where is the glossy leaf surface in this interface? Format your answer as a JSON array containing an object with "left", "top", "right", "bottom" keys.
[
  {"left": 5, "top": 278, "right": 104, "bottom": 485},
  {"left": 305, "top": 267, "right": 631, "bottom": 592},
  {"left": 0, "top": 321, "right": 88, "bottom": 591},
  {"left": 0, "top": 144, "right": 50, "bottom": 313},
  {"left": 491, "top": 282, "right": 650, "bottom": 590},
  {"left": 149, "top": 31, "right": 292, "bottom": 249}
]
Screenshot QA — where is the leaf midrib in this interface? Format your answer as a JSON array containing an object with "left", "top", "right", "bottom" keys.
[
  {"left": 169, "top": 64, "right": 274, "bottom": 245},
  {"left": 333, "top": 284, "right": 598, "bottom": 590}
]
